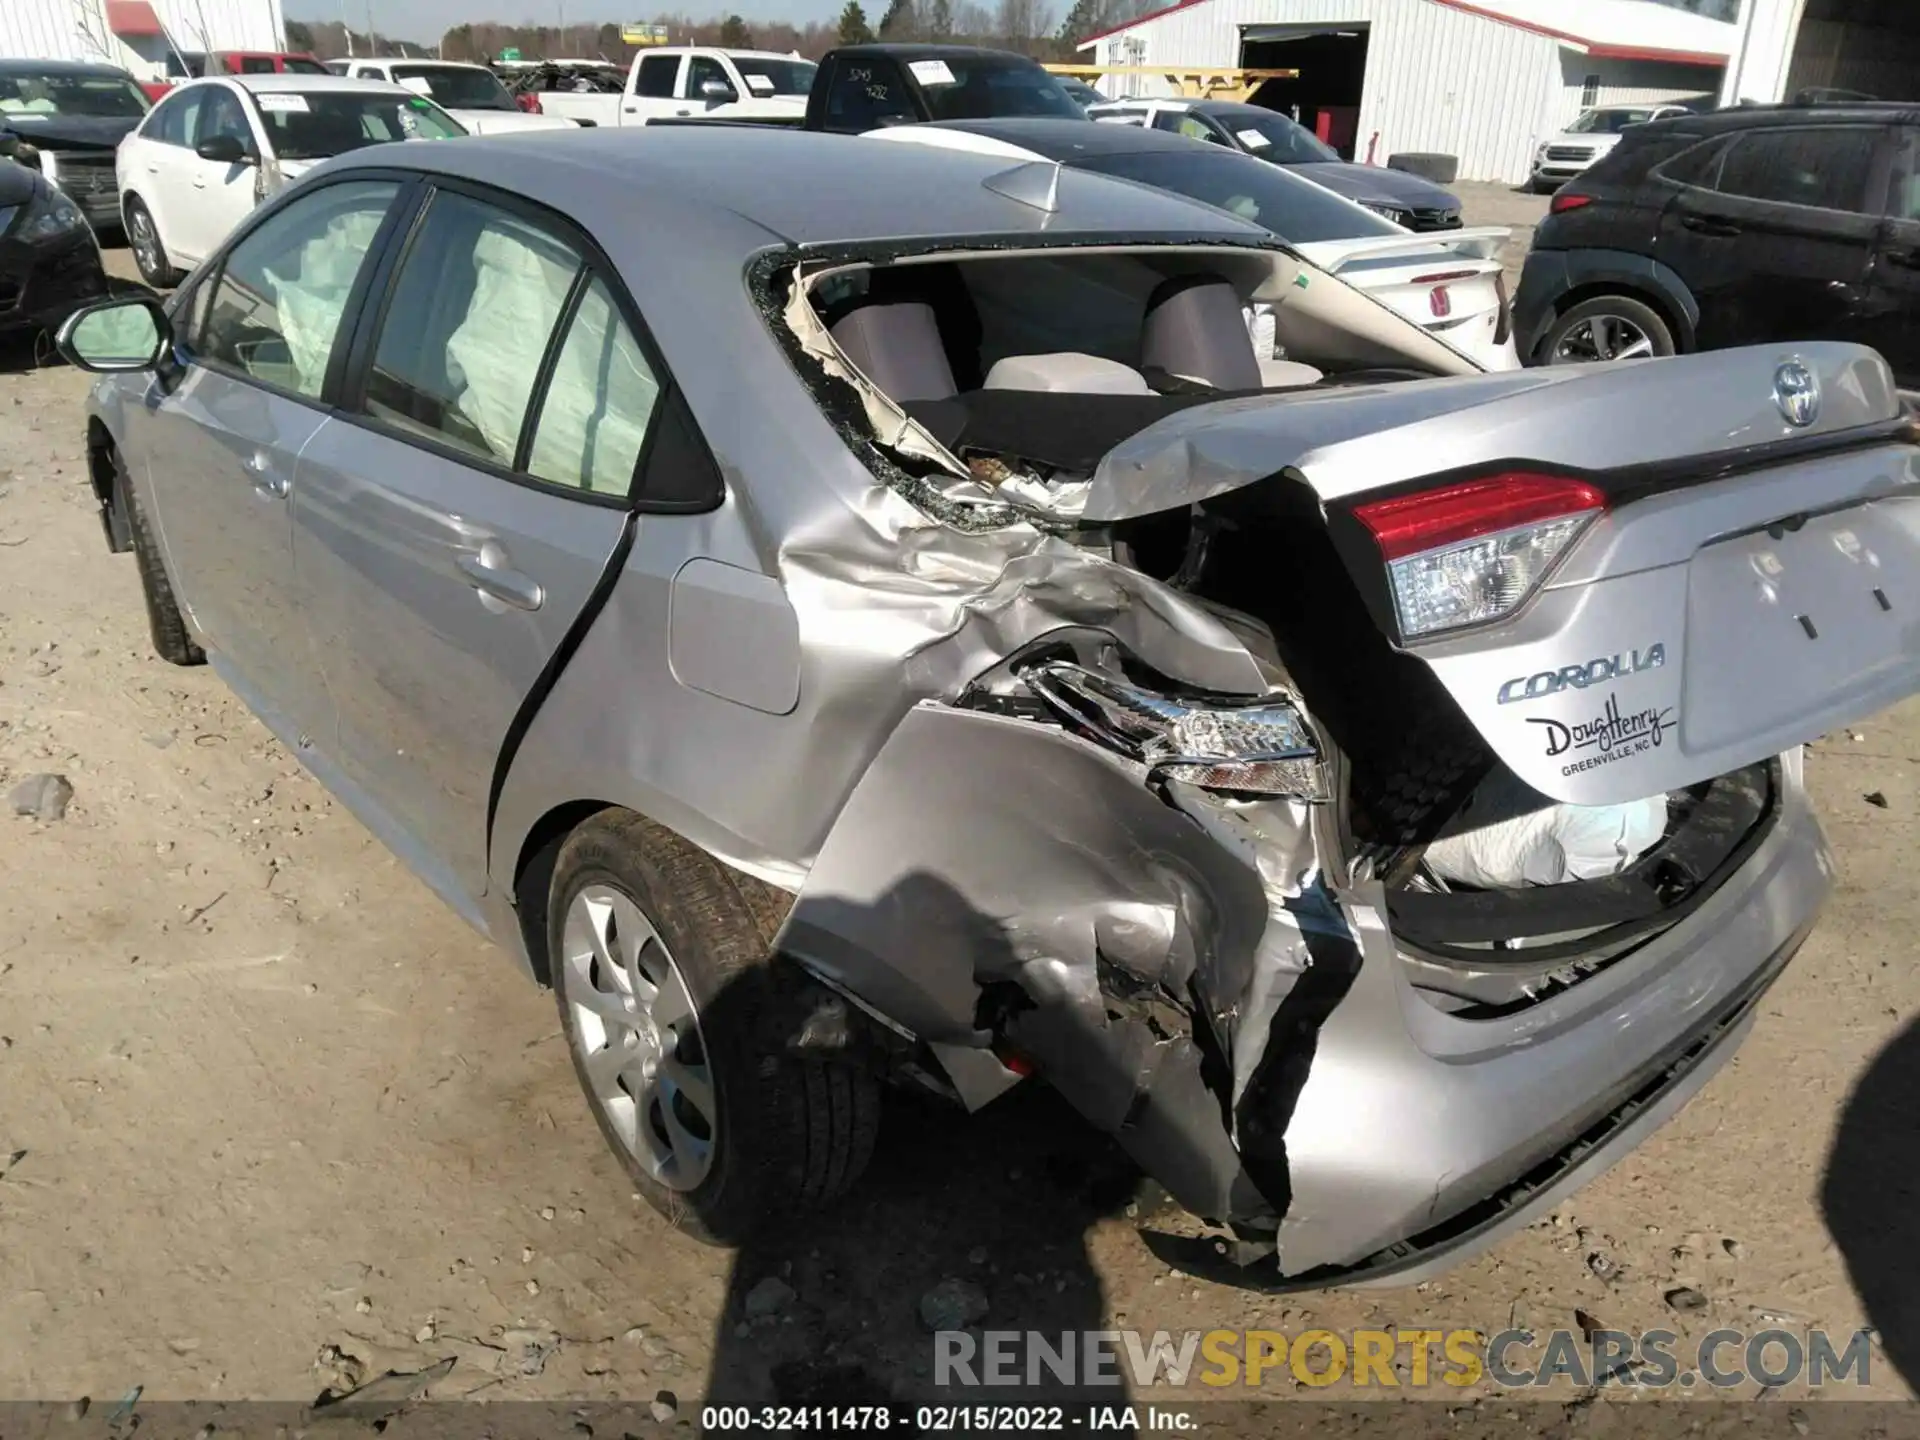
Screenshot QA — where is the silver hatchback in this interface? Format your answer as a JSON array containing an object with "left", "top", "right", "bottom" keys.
[{"left": 57, "top": 126, "right": 1920, "bottom": 1279}]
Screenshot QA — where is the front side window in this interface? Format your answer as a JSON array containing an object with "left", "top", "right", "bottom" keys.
[
  {"left": 197, "top": 86, "right": 253, "bottom": 147},
  {"left": 255, "top": 91, "right": 464, "bottom": 160},
  {"left": 142, "top": 88, "right": 200, "bottom": 146},
  {"left": 0, "top": 70, "right": 149, "bottom": 118},
  {"left": 687, "top": 56, "right": 733, "bottom": 97},
  {"left": 362, "top": 191, "right": 583, "bottom": 466},
  {"left": 392, "top": 63, "right": 516, "bottom": 112},
  {"left": 238, "top": 56, "right": 276, "bottom": 75},
  {"left": 198, "top": 179, "right": 401, "bottom": 398},
  {"left": 636, "top": 55, "right": 679, "bottom": 98},
  {"left": 733, "top": 58, "right": 815, "bottom": 97},
  {"left": 1568, "top": 107, "right": 1658, "bottom": 135},
  {"left": 284, "top": 57, "right": 331, "bottom": 76},
  {"left": 1713, "top": 126, "right": 1879, "bottom": 213},
  {"left": 525, "top": 275, "right": 662, "bottom": 495}
]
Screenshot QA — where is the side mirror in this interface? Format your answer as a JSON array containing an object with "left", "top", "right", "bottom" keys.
[
  {"left": 56, "top": 296, "right": 173, "bottom": 374},
  {"left": 699, "top": 79, "right": 736, "bottom": 101},
  {"left": 196, "top": 134, "right": 253, "bottom": 165}
]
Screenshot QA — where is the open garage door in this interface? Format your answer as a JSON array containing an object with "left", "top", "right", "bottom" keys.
[
  {"left": 1786, "top": 0, "right": 1920, "bottom": 101},
  {"left": 1240, "top": 23, "right": 1369, "bottom": 160}
]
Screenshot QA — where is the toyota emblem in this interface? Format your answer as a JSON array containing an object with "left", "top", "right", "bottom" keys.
[{"left": 1773, "top": 360, "right": 1820, "bottom": 428}]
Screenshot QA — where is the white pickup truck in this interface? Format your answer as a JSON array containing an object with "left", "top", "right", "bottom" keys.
[{"left": 535, "top": 48, "right": 817, "bottom": 127}]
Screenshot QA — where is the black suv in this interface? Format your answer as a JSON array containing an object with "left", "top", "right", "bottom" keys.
[{"left": 1513, "top": 102, "right": 1920, "bottom": 385}]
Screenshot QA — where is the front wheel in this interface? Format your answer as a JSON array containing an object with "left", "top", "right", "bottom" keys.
[
  {"left": 548, "top": 810, "right": 879, "bottom": 1244},
  {"left": 124, "top": 196, "right": 180, "bottom": 289},
  {"left": 1541, "top": 294, "right": 1675, "bottom": 365}
]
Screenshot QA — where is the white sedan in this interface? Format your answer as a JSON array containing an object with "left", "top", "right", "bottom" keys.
[
  {"left": 865, "top": 119, "right": 1519, "bottom": 371},
  {"left": 116, "top": 74, "right": 466, "bottom": 286},
  {"left": 336, "top": 59, "right": 582, "bottom": 136}
]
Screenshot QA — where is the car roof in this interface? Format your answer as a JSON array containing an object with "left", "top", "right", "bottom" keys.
[
  {"left": 187, "top": 74, "right": 412, "bottom": 96},
  {"left": 329, "top": 125, "right": 1270, "bottom": 249},
  {"left": 915, "top": 117, "right": 1215, "bottom": 160},
  {"left": 0, "top": 58, "right": 133, "bottom": 78},
  {"left": 364, "top": 59, "right": 489, "bottom": 71},
  {"left": 1649, "top": 100, "right": 1920, "bottom": 133},
  {"left": 828, "top": 44, "right": 1040, "bottom": 62}
]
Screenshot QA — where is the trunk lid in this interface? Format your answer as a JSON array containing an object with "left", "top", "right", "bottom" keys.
[{"left": 1091, "top": 342, "right": 1920, "bottom": 805}]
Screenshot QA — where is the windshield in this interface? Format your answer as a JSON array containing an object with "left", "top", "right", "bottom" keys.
[
  {"left": 918, "top": 57, "right": 1085, "bottom": 121},
  {"left": 1077, "top": 148, "right": 1401, "bottom": 243},
  {"left": 258, "top": 92, "right": 465, "bottom": 159},
  {"left": 1567, "top": 107, "right": 1656, "bottom": 134},
  {"left": 0, "top": 71, "right": 149, "bottom": 119},
  {"left": 392, "top": 63, "right": 515, "bottom": 111},
  {"left": 733, "top": 58, "right": 816, "bottom": 96},
  {"left": 1204, "top": 109, "right": 1340, "bottom": 163}
]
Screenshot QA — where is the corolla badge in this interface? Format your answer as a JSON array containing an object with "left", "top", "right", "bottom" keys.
[{"left": 1773, "top": 360, "right": 1820, "bottom": 428}]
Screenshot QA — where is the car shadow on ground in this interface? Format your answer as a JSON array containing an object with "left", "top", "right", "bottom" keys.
[
  {"left": 1820, "top": 1011, "right": 1920, "bottom": 1388},
  {"left": 692, "top": 874, "right": 1153, "bottom": 1415}
]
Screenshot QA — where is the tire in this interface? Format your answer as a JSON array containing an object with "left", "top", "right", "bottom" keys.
[
  {"left": 1540, "top": 294, "right": 1676, "bottom": 365},
  {"left": 1386, "top": 151, "right": 1459, "bottom": 185},
  {"left": 124, "top": 196, "right": 180, "bottom": 289},
  {"left": 115, "top": 443, "right": 204, "bottom": 666},
  {"left": 549, "top": 809, "right": 879, "bottom": 1245}
]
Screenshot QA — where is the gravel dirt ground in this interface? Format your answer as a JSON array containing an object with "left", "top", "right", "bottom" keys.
[{"left": 3, "top": 236, "right": 1920, "bottom": 1416}]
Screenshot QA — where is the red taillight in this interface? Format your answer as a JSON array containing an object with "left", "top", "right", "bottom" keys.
[
  {"left": 517, "top": 93, "right": 542, "bottom": 113},
  {"left": 1551, "top": 191, "right": 1593, "bottom": 214},
  {"left": 1353, "top": 473, "right": 1606, "bottom": 561}
]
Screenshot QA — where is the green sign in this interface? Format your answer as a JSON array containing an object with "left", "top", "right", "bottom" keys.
[{"left": 498, "top": 46, "right": 522, "bottom": 61}]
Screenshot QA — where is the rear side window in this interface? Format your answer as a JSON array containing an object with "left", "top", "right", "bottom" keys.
[
  {"left": 198, "top": 179, "right": 401, "bottom": 397},
  {"left": 823, "top": 57, "right": 915, "bottom": 131},
  {"left": 1712, "top": 127, "right": 1879, "bottom": 213},
  {"left": 636, "top": 54, "right": 678, "bottom": 98},
  {"left": 362, "top": 191, "right": 583, "bottom": 467},
  {"left": 1650, "top": 135, "right": 1729, "bottom": 188},
  {"left": 524, "top": 275, "right": 662, "bottom": 495},
  {"left": 238, "top": 56, "right": 275, "bottom": 74}
]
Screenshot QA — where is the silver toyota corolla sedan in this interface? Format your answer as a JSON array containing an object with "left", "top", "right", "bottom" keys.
[{"left": 55, "top": 126, "right": 1920, "bottom": 1282}]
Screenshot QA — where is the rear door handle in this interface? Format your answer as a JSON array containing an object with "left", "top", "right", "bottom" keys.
[
  {"left": 457, "top": 541, "right": 544, "bottom": 612},
  {"left": 1681, "top": 214, "right": 1741, "bottom": 237}
]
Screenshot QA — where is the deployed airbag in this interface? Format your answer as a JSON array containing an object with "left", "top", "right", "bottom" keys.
[{"left": 1423, "top": 769, "right": 1669, "bottom": 889}]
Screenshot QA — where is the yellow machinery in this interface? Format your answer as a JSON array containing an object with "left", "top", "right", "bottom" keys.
[{"left": 1043, "top": 64, "right": 1299, "bottom": 103}]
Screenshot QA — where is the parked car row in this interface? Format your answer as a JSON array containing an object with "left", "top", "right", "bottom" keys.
[{"left": 49, "top": 114, "right": 1920, "bottom": 1280}]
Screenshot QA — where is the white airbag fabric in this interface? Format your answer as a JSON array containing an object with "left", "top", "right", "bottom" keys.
[
  {"left": 1424, "top": 770, "right": 1669, "bottom": 888},
  {"left": 527, "top": 276, "right": 660, "bottom": 493},
  {"left": 264, "top": 206, "right": 387, "bottom": 395},
  {"left": 982, "top": 353, "right": 1152, "bottom": 395},
  {"left": 447, "top": 223, "right": 578, "bottom": 460}
]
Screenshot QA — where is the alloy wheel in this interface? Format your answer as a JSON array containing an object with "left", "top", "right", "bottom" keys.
[
  {"left": 561, "top": 883, "right": 716, "bottom": 1191},
  {"left": 129, "top": 207, "right": 160, "bottom": 281},
  {"left": 1551, "top": 313, "right": 1654, "bottom": 363}
]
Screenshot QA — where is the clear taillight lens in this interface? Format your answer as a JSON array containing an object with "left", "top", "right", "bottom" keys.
[
  {"left": 1353, "top": 473, "right": 1605, "bottom": 640},
  {"left": 1020, "top": 662, "right": 1324, "bottom": 799}
]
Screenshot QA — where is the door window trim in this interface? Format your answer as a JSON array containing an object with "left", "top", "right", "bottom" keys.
[
  {"left": 176, "top": 170, "right": 425, "bottom": 413},
  {"left": 331, "top": 172, "right": 712, "bottom": 513}
]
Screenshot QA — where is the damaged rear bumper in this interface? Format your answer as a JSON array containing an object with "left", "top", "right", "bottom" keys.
[{"left": 777, "top": 701, "right": 1827, "bottom": 1279}]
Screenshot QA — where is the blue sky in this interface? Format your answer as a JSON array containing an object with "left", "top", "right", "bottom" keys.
[{"left": 297, "top": 2, "right": 839, "bottom": 45}]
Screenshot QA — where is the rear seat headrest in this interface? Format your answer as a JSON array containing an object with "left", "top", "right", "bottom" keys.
[
  {"left": 1140, "top": 275, "right": 1262, "bottom": 393},
  {"left": 829, "top": 300, "right": 958, "bottom": 403}
]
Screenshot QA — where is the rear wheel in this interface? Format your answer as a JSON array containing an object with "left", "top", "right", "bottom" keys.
[
  {"left": 124, "top": 197, "right": 180, "bottom": 289},
  {"left": 1542, "top": 294, "right": 1675, "bottom": 365},
  {"left": 116, "top": 444, "right": 204, "bottom": 666},
  {"left": 548, "top": 810, "right": 879, "bottom": 1244}
]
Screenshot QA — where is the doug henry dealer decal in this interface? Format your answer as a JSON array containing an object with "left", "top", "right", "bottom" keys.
[{"left": 1530, "top": 693, "right": 1677, "bottom": 776}]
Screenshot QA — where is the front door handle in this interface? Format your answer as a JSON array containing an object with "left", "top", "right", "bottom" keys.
[
  {"left": 457, "top": 540, "right": 544, "bottom": 612},
  {"left": 242, "top": 450, "right": 288, "bottom": 498},
  {"left": 1681, "top": 213, "right": 1740, "bottom": 237}
]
